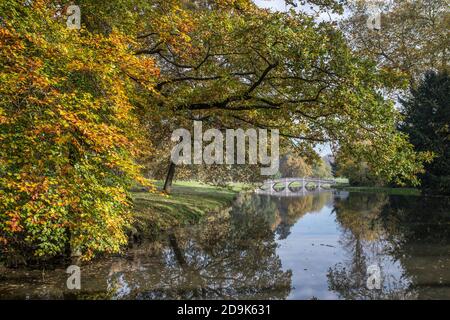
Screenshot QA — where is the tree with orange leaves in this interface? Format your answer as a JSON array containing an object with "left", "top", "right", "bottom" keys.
[{"left": 0, "top": 0, "right": 159, "bottom": 260}]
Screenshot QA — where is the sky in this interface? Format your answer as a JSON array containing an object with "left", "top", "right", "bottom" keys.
[
  {"left": 253, "top": 0, "right": 349, "bottom": 21},
  {"left": 253, "top": 0, "right": 289, "bottom": 11}
]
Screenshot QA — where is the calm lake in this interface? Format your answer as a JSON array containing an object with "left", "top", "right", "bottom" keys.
[{"left": 1, "top": 191, "right": 449, "bottom": 299}]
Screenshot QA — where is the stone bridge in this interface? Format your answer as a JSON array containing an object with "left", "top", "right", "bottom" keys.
[{"left": 255, "top": 177, "right": 337, "bottom": 196}]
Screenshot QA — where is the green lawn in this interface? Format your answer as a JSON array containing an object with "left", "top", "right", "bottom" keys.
[
  {"left": 334, "top": 177, "right": 350, "bottom": 184},
  {"left": 334, "top": 185, "right": 421, "bottom": 196},
  {"left": 131, "top": 181, "right": 244, "bottom": 238}
]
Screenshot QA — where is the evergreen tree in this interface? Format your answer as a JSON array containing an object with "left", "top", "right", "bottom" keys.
[{"left": 400, "top": 71, "right": 450, "bottom": 195}]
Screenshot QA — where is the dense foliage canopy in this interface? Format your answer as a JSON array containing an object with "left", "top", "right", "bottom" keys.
[
  {"left": 0, "top": 0, "right": 432, "bottom": 261},
  {"left": 0, "top": 0, "right": 158, "bottom": 260}
]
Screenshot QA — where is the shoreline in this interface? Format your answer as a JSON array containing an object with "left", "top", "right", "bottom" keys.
[
  {"left": 333, "top": 185, "right": 421, "bottom": 196},
  {"left": 131, "top": 181, "right": 247, "bottom": 240}
]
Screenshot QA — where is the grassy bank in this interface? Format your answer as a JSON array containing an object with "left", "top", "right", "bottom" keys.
[
  {"left": 131, "top": 181, "right": 247, "bottom": 238},
  {"left": 334, "top": 185, "right": 421, "bottom": 196}
]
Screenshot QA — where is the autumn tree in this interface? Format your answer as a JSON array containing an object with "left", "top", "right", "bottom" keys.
[
  {"left": 279, "top": 154, "right": 313, "bottom": 178},
  {"left": 341, "top": 0, "right": 449, "bottom": 82},
  {"left": 0, "top": 0, "right": 435, "bottom": 261},
  {"left": 333, "top": 148, "right": 387, "bottom": 186},
  {"left": 312, "top": 157, "right": 332, "bottom": 178},
  {"left": 136, "top": 0, "right": 428, "bottom": 192},
  {"left": 339, "top": 0, "right": 448, "bottom": 187},
  {"left": 0, "top": 0, "right": 158, "bottom": 261}
]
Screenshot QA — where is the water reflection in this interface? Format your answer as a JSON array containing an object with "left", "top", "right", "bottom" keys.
[
  {"left": 0, "top": 192, "right": 449, "bottom": 300},
  {"left": 328, "top": 193, "right": 415, "bottom": 299}
]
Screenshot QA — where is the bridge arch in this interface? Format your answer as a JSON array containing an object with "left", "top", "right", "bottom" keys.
[
  {"left": 287, "top": 180, "right": 304, "bottom": 192},
  {"left": 272, "top": 182, "right": 286, "bottom": 192}
]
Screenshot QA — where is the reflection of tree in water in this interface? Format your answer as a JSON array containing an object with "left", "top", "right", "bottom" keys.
[
  {"left": 228, "top": 192, "right": 332, "bottom": 240},
  {"left": 379, "top": 196, "right": 450, "bottom": 299},
  {"left": 327, "top": 193, "right": 415, "bottom": 299},
  {"left": 334, "top": 193, "right": 387, "bottom": 242},
  {"left": 272, "top": 192, "right": 332, "bottom": 239},
  {"left": 231, "top": 193, "right": 280, "bottom": 232},
  {"left": 105, "top": 192, "right": 333, "bottom": 299},
  {"left": 380, "top": 196, "right": 450, "bottom": 246},
  {"left": 4, "top": 193, "right": 449, "bottom": 299},
  {"left": 103, "top": 195, "right": 292, "bottom": 299},
  {"left": 100, "top": 194, "right": 450, "bottom": 299}
]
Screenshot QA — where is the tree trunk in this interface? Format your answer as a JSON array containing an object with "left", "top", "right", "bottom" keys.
[
  {"left": 168, "top": 232, "right": 186, "bottom": 268},
  {"left": 163, "top": 160, "right": 176, "bottom": 194},
  {"left": 168, "top": 232, "right": 205, "bottom": 298}
]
